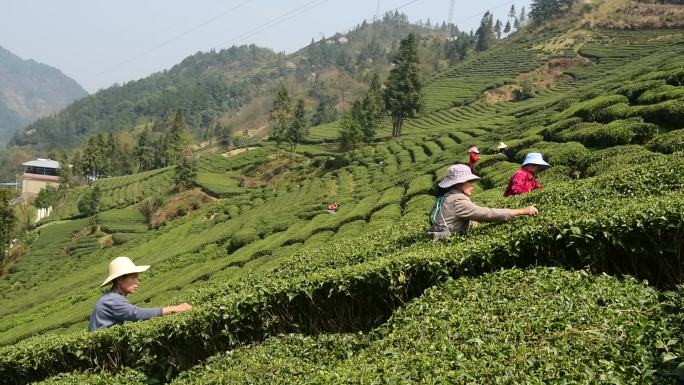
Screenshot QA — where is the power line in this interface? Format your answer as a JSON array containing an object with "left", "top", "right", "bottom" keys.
[
  {"left": 84, "top": 0, "right": 256, "bottom": 84},
  {"left": 212, "top": 0, "right": 331, "bottom": 50}
]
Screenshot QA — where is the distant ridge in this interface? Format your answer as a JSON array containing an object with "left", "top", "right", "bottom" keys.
[{"left": 0, "top": 46, "right": 87, "bottom": 145}]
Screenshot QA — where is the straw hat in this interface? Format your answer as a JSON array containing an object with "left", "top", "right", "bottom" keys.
[
  {"left": 468, "top": 146, "right": 480, "bottom": 154},
  {"left": 100, "top": 256, "right": 150, "bottom": 287},
  {"left": 497, "top": 142, "right": 508, "bottom": 150},
  {"left": 438, "top": 164, "right": 481, "bottom": 188},
  {"left": 522, "top": 152, "right": 550, "bottom": 167}
]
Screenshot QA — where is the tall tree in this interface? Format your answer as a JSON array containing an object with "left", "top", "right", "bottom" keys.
[
  {"left": 504, "top": 20, "right": 512, "bottom": 35},
  {"left": 339, "top": 111, "right": 363, "bottom": 154},
  {"left": 134, "top": 129, "right": 155, "bottom": 172},
  {"left": 354, "top": 74, "right": 384, "bottom": 143},
  {"left": 269, "top": 84, "right": 292, "bottom": 157},
  {"left": 287, "top": 98, "right": 308, "bottom": 157},
  {"left": 78, "top": 185, "right": 101, "bottom": 223},
  {"left": 508, "top": 4, "right": 517, "bottom": 21},
  {"left": 0, "top": 188, "right": 17, "bottom": 261},
  {"left": 174, "top": 151, "right": 198, "bottom": 191},
  {"left": 494, "top": 19, "right": 502, "bottom": 40},
  {"left": 519, "top": 6, "right": 527, "bottom": 25},
  {"left": 166, "top": 109, "right": 189, "bottom": 165},
  {"left": 311, "top": 94, "right": 338, "bottom": 126},
  {"left": 530, "top": 0, "right": 574, "bottom": 23},
  {"left": 384, "top": 33, "right": 422, "bottom": 137},
  {"left": 475, "top": 11, "right": 495, "bottom": 51}
]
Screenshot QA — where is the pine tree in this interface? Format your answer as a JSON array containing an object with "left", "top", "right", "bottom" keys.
[
  {"left": 134, "top": 129, "right": 155, "bottom": 172},
  {"left": 509, "top": 4, "right": 516, "bottom": 21},
  {"left": 356, "top": 74, "right": 384, "bottom": 143},
  {"left": 174, "top": 151, "right": 198, "bottom": 191},
  {"left": 167, "top": 109, "right": 189, "bottom": 165},
  {"left": 384, "top": 33, "right": 422, "bottom": 137},
  {"left": 338, "top": 111, "right": 363, "bottom": 154},
  {"left": 287, "top": 98, "right": 308, "bottom": 157},
  {"left": 269, "top": 84, "right": 292, "bottom": 157},
  {"left": 519, "top": 6, "right": 527, "bottom": 25},
  {"left": 494, "top": 19, "right": 502, "bottom": 40},
  {"left": 504, "top": 20, "right": 511, "bottom": 35},
  {"left": 58, "top": 162, "right": 72, "bottom": 191},
  {"left": 78, "top": 186, "right": 101, "bottom": 223},
  {"left": 530, "top": 0, "right": 574, "bottom": 23},
  {"left": 475, "top": 11, "right": 495, "bottom": 51}
]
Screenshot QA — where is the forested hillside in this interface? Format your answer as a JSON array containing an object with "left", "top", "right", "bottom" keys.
[
  {"left": 0, "top": 46, "right": 87, "bottom": 146},
  {"left": 8, "top": 12, "right": 454, "bottom": 153},
  {"left": 2, "top": 0, "right": 684, "bottom": 384}
]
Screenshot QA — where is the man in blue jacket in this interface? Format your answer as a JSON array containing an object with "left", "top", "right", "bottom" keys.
[{"left": 88, "top": 256, "right": 192, "bottom": 332}]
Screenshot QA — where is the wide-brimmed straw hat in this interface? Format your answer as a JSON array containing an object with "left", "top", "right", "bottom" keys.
[
  {"left": 100, "top": 256, "right": 150, "bottom": 287},
  {"left": 438, "top": 164, "right": 481, "bottom": 189},
  {"left": 497, "top": 142, "right": 508, "bottom": 150},
  {"left": 522, "top": 152, "right": 550, "bottom": 167}
]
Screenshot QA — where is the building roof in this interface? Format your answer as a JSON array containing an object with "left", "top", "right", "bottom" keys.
[{"left": 22, "top": 158, "right": 60, "bottom": 169}]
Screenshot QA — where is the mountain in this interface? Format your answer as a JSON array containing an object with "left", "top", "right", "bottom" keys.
[
  {"left": 0, "top": 46, "right": 87, "bottom": 145},
  {"left": 8, "top": 13, "right": 447, "bottom": 152}
]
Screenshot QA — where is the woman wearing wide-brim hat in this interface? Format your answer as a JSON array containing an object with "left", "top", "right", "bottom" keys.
[
  {"left": 428, "top": 164, "right": 539, "bottom": 241},
  {"left": 88, "top": 256, "right": 192, "bottom": 332}
]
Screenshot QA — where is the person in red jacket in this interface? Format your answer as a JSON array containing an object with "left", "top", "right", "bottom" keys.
[
  {"left": 504, "top": 152, "right": 549, "bottom": 197},
  {"left": 468, "top": 146, "right": 480, "bottom": 170}
]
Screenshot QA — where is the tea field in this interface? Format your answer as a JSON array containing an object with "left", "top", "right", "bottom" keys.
[{"left": 2, "top": 28, "right": 684, "bottom": 384}]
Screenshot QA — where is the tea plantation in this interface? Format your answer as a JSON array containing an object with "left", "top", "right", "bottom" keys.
[{"left": 3, "top": 28, "right": 684, "bottom": 384}]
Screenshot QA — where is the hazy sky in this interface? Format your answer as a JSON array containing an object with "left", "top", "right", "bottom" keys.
[{"left": 1, "top": 0, "right": 531, "bottom": 93}]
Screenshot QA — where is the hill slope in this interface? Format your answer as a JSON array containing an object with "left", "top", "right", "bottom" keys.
[
  {"left": 3, "top": 4, "right": 684, "bottom": 385},
  {"left": 0, "top": 46, "right": 87, "bottom": 145}
]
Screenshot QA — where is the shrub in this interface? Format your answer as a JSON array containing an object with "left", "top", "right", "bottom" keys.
[
  {"left": 314, "top": 268, "right": 668, "bottom": 384},
  {"left": 558, "top": 118, "right": 658, "bottom": 148},
  {"left": 585, "top": 145, "right": 660, "bottom": 176},
  {"left": 543, "top": 117, "right": 583, "bottom": 141},
  {"left": 537, "top": 165, "right": 574, "bottom": 183},
  {"left": 614, "top": 79, "right": 666, "bottom": 102},
  {"left": 406, "top": 175, "right": 434, "bottom": 197},
  {"left": 479, "top": 161, "right": 520, "bottom": 189},
  {"left": 647, "top": 128, "right": 684, "bottom": 154},
  {"left": 504, "top": 135, "right": 543, "bottom": 153},
  {"left": 230, "top": 226, "right": 259, "bottom": 250},
  {"left": 554, "top": 94, "right": 628, "bottom": 122},
  {"left": 633, "top": 98, "right": 684, "bottom": 130},
  {"left": 636, "top": 85, "right": 684, "bottom": 105}
]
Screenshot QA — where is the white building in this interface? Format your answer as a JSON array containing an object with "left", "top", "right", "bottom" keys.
[{"left": 21, "top": 158, "right": 60, "bottom": 201}]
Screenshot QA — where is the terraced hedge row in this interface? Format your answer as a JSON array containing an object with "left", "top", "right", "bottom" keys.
[{"left": 3, "top": 156, "right": 684, "bottom": 383}]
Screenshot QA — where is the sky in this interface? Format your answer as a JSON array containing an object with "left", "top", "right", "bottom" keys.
[{"left": 1, "top": 0, "right": 531, "bottom": 93}]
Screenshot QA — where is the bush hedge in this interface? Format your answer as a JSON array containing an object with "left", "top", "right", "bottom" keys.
[{"left": 647, "top": 128, "right": 684, "bottom": 154}]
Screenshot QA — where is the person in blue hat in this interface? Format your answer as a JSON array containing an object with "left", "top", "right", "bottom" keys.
[{"left": 504, "top": 152, "right": 549, "bottom": 197}]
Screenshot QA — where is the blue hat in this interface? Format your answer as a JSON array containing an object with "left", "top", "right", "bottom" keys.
[{"left": 522, "top": 152, "right": 550, "bottom": 167}]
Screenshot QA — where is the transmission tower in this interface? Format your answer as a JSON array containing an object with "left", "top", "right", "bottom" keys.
[{"left": 446, "top": 0, "right": 455, "bottom": 38}]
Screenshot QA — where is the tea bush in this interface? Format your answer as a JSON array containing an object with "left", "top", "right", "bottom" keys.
[{"left": 647, "top": 128, "right": 684, "bottom": 154}]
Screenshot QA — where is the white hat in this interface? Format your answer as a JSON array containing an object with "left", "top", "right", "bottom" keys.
[
  {"left": 522, "top": 152, "right": 550, "bottom": 167},
  {"left": 100, "top": 256, "right": 150, "bottom": 287},
  {"left": 468, "top": 146, "right": 480, "bottom": 154},
  {"left": 497, "top": 142, "right": 508, "bottom": 150},
  {"left": 438, "top": 164, "right": 481, "bottom": 188}
]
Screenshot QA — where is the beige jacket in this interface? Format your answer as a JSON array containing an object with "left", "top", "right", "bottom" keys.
[{"left": 438, "top": 191, "right": 512, "bottom": 235}]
